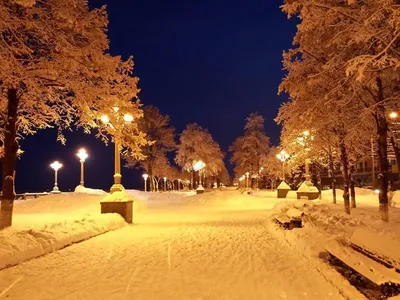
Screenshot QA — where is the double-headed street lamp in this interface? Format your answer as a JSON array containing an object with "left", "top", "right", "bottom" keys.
[
  {"left": 50, "top": 161, "right": 62, "bottom": 193},
  {"left": 76, "top": 148, "right": 88, "bottom": 187},
  {"left": 276, "top": 149, "right": 289, "bottom": 181},
  {"left": 142, "top": 174, "right": 148, "bottom": 192},
  {"left": 101, "top": 107, "right": 134, "bottom": 194}
]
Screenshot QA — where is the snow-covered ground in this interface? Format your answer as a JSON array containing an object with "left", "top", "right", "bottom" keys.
[
  {"left": 0, "top": 189, "right": 347, "bottom": 299},
  {"left": 0, "top": 189, "right": 126, "bottom": 270},
  {"left": 267, "top": 188, "right": 400, "bottom": 299}
]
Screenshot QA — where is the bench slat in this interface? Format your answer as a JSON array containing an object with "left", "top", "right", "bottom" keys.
[
  {"left": 326, "top": 241, "right": 400, "bottom": 286},
  {"left": 351, "top": 228, "right": 400, "bottom": 271}
]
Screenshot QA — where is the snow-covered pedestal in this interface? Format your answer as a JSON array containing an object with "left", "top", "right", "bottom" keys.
[
  {"left": 277, "top": 181, "right": 291, "bottom": 198},
  {"left": 296, "top": 181, "right": 319, "bottom": 200},
  {"left": 100, "top": 191, "right": 133, "bottom": 223},
  {"left": 196, "top": 185, "right": 205, "bottom": 194}
]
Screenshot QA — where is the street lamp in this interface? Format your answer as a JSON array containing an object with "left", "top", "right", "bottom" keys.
[
  {"left": 163, "top": 177, "right": 167, "bottom": 192},
  {"left": 101, "top": 108, "right": 134, "bottom": 194},
  {"left": 297, "top": 130, "right": 314, "bottom": 185},
  {"left": 389, "top": 112, "right": 398, "bottom": 119},
  {"left": 178, "top": 179, "right": 181, "bottom": 191},
  {"left": 276, "top": 149, "right": 289, "bottom": 181},
  {"left": 193, "top": 160, "right": 206, "bottom": 193},
  {"left": 50, "top": 161, "right": 62, "bottom": 193},
  {"left": 245, "top": 172, "right": 250, "bottom": 189},
  {"left": 76, "top": 148, "right": 88, "bottom": 187},
  {"left": 142, "top": 174, "right": 148, "bottom": 192}
]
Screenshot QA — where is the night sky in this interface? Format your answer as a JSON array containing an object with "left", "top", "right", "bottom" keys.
[{"left": 15, "top": 0, "right": 297, "bottom": 193}]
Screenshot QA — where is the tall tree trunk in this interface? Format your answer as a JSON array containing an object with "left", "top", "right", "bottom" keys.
[
  {"left": 148, "top": 162, "right": 154, "bottom": 192},
  {"left": 350, "top": 166, "right": 356, "bottom": 208},
  {"left": 339, "top": 141, "right": 351, "bottom": 214},
  {"left": 329, "top": 153, "right": 337, "bottom": 204},
  {"left": 191, "top": 170, "right": 196, "bottom": 190},
  {"left": 375, "top": 77, "right": 389, "bottom": 222},
  {"left": 0, "top": 89, "right": 19, "bottom": 229},
  {"left": 390, "top": 135, "right": 400, "bottom": 175}
]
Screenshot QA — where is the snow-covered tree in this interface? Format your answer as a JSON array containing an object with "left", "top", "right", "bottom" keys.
[
  {"left": 230, "top": 113, "right": 270, "bottom": 186},
  {"left": 0, "top": 0, "right": 145, "bottom": 228},
  {"left": 279, "top": 0, "right": 400, "bottom": 221},
  {"left": 125, "top": 105, "right": 175, "bottom": 191},
  {"left": 175, "top": 123, "right": 224, "bottom": 188}
]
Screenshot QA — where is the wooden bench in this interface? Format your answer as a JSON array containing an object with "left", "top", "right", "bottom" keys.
[
  {"left": 326, "top": 228, "right": 400, "bottom": 298},
  {"left": 274, "top": 214, "right": 302, "bottom": 230}
]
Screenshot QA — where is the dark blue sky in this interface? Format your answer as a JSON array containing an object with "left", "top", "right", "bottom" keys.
[{"left": 16, "top": 0, "right": 296, "bottom": 192}]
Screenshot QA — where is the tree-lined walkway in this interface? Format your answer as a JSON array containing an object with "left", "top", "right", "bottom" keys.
[{"left": 0, "top": 197, "right": 343, "bottom": 300}]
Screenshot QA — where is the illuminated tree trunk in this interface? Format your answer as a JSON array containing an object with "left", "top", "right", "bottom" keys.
[
  {"left": 375, "top": 78, "right": 389, "bottom": 222},
  {"left": 329, "top": 153, "right": 337, "bottom": 204},
  {"left": 350, "top": 166, "right": 356, "bottom": 208},
  {"left": 0, "top": 89, "right": 19, "bottom": 229},
  {"left": 339, "top": 141, "right": 351, "bottom": 214},
  {"left": 390, "top": 136, "right": 400, "bottom": 176}
]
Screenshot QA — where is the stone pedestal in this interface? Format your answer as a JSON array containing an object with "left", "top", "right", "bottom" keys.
[
  {"left": 276, "top": 181, "right": 291, "bottom": 199},
  {"left": 196, "top": 186, "right": 205, "bottom": 194},
  {"left": 277, "top": 188, "right": 291, "bottom": 199},
  {"left": 296, "top": 181, "right": 319, "bottom": 200},
  {"left": 101, "top": 200, "right": 133, "bottom": 223}
]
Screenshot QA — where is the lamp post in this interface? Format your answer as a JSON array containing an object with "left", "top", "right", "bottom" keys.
[
  {"left": 297, "top": 130, "right": 314, "bottom": 185},
  {"left": 163, "top": 177, "right": 167, "bottom": 192},
  {"left": 193, "top": 160, "right": 206, "bottom": 194},
  {"left": 76, "top": 148, "right": 88, "bottom": 187},
  {"left": 246, "top": 172, "right": 250, "bottom": 189},
  {"left": 178, "top": 179, "right": 181, "bottom": 191},
  {"left": 276, "top": 150, "right": 289, "bottom": 181},
  {"left": 101, "top": 107, "right": 134, "bottom": 194},
  {"left": 239, "top": 177, "right": 243, "bottom": 189},
  {"left": 142, "top": 174, "right": 148, "bottom": 192},
  {"left": 50, "top": 161, "right": 62, "bottom": 193}
]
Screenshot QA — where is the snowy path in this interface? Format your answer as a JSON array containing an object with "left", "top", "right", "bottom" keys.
[{"left": 0, "top": 193, "right": 344, "bottom": 299}]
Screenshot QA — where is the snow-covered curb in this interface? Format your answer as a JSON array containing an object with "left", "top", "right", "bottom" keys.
[
  {"left": 266, "top": 201, "right": 366, "bottom": 300},
  {"left": 0, "top": 213, "right": 126, "bottom": 270}
]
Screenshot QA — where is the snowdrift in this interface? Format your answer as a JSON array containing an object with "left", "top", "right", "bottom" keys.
[
  {"left": 0, "top": 193, "right": 127, "bottom": 270},
  {"left": 267, "top": 194, "right": 400, "bottom": 300},
  {"left": 0, "top": 214, "right": 125, "bottom": 270}
]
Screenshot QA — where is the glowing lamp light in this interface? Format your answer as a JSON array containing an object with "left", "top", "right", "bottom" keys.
[
  {"left": 277, "top": 150, "right": 289, "bottom": 162},
  {"left": 77, "top": 148, "right": 88, "bottom": 162},
  {"left": 193, "top": 160, "right": 206, "bottom": 171},
  {"left": 100, "top": 115, "right": 110, "bottom": 124},
  {"left": 123, "top": 113, "right": 134, "bottom": 123},
  {"left": 163, "top": 177, "right": 167, "bottom": 181},
  {"left": 113, "top": 107, "right": 120, "bottom": 112},
  {"left": 246, "top": 172, "right": 250, "bottom": 177},
  {"left": 374, "top": 189, "right": 380, "bottom": 194},
  {"left": 142, "top": 173, "right": 149, "bottom": 180},
  {"left": 50, "top": 161, "right": 62, "bottom": 171},
  {"left": 303, "top": 130, "right": 310, "bottom": 136},
  {"left": 389, "top": 112, "right": 398, "bottom": 119}
]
